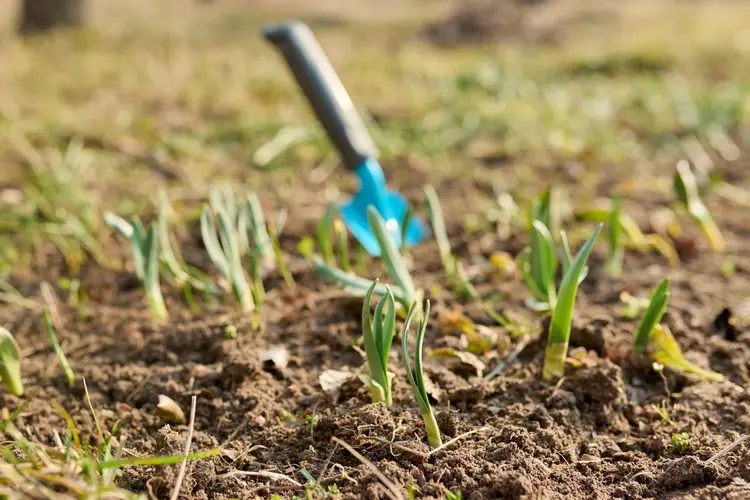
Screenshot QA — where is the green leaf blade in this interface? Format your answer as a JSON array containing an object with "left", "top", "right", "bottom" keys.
[
  {"left": 544, "top": 224, "right": 601, "bottom": 380},
  {"left": 633, "top": 277, "right": 671, "bottom": 351}
]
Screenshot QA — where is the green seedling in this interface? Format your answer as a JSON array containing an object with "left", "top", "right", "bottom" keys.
[
  {"left": 209, "top": 185, "right": 276, "bottom": 269},
  {"left": 519, "top": 221, "right": 557, "bottom": 310},
  {"left": 673, "top": 160, "right": 724, "bottom": 252},
  {"left": 633, "top": 278, "right": 670, "bottom": 352},
  {"left": 104, "top": 213, "right": 168, "bottom": 323},
  {"left": 42, "top": 308, "right": 75, "bottom": 388},
  {"left": 0, "top": 327, "right": 23, "bottom": 396},
  {"left": 360, "top": 281, "right": 396, "bottom": 405},
  {"left": 268, "top": 218, "right": 296, "bottom": 292},
  {"left": 632, "top": 278, "right": 723, "bottom": 381},
  {"left": 576, "top": 204, "right": 679, "bottom": 267},
  {"left": 543, "top": 224, "right": 601, "bottom": 380},
  {"left": 402, "top": 299, "right": 442, "bottom": 449},
  {"left": 318, "top": 203, "right": 338, "bottom": 266},
  {"left": 201, "top": 205, "right": 254, "bottom": 312},
  {"left": 560, "top": 230, "right": 589, "bottom": 283},
  {"left": 156, "top": 190, "right": 218, "bottom": 295},
  {"left": 606, "top": 193, "right": 624, "bottom": 277},
  {"left": 209, "top": 184, "right": 246, "bottom": 251},
  {"left": 424, "top": 185, "right": 477, "bottom": 299},
  {"left": 246, "top": 192, "right": 275, "bottom": 268}
]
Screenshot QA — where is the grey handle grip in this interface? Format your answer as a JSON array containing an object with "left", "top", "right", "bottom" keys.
[{"left": 263, "top": 22, "right": 378, "bottom": 170}]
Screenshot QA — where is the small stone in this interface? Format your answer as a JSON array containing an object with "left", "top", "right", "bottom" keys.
[{"left": 155, "top": 395, "right": 186, "bottom": 425}]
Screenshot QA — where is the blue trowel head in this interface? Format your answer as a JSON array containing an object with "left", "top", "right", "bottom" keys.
[{"left": 339, "top": 159, "right": 427, "bottom": 256}]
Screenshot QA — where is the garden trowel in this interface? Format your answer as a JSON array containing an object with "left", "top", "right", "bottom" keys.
[{"left": 263, "top": 22, "right": 426, "bottom": 256}]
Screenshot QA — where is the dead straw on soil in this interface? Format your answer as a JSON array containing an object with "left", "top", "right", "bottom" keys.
[{"left": 170, "top": 394, "right": 198, "bottom": 500}]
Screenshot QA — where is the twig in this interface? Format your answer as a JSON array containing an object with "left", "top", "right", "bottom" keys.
[
  {"left": 216, "top": 470, "right": 302, "bottom": 487},
  {"left": 705, "top": 435, "right": 748, "bottom": 464},
  {"left": 363, "top": 426, "right": 492, "bottom": 460},
  {"left": 316, "top": 442, "right": 339, "bottom": 486},
  {"left": 40, "top": 282, "right": 63, "bottom": 329},
  {"left": 427, "top": 427, "right": 491, "bottom": 456},
  {"left": 170, "top": 395, "right": 197, "bottom": 500},
  {"left": 484, "top": 336, "right": 531, "bottom": 381},
  {"left": 361, "top": 436, "right": 428, "bottom": 459},
  {"left": 331, "top": 437, "right": 404, "bottom": 500},
  {"left": 125, "top": 375, "right": 153, "bottom": 404}
]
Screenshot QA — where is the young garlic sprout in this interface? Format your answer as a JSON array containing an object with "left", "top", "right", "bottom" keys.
[
  {"left": 360, "top": 280, "right": 396, "bottom": 405},
  {"left": 542, "top": 224, "right": 601, "bottom": 380},
  {"left": 632, "top": 277, "right": 723, "bottom": 382},
  {"left": 673, "top": 160, "right": 724, "bottom": 252},
  {"left": 424, "top": 185, "right": 477, "bottom": 299},
  {"left": 402, "top": 299, "right": 442, "bottom": 449},
  {"left": 201, "top": 205, "right": 254, "bottom": 312},
  {"left": 104, "top": 213, "right": 168, "bottom": 323}
]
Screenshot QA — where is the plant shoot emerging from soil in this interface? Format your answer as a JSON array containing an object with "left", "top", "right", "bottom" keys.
[
  {"left": 633, "top": 277, "right": 671, "bottom": 352},
  {"left": 519, "top": 220, "right": 557, "bottom": 310},
  {"left": 632, "top": 277, "right": 723, "bottom": 381},
  {"left": 673, "top": 160, "right": 725, "bottom": 252},
  {"left": 543, "top": 224, "right": 601, "bottom": 380},
  {"left": 425, "top": 185, "right": 477, "bottom": 299},
  {"left": 360, "top": 280, "right": 397, "bottom": 405},
  {"left": 104, "top": 213, "right": 168, "bottom": 323},
  {"left": 157, "top": 190, "right": 218, "bottom": 296},
  {"left": 402, "top": 299, "right": 443, "bottom": 448},
  {"left": 0, "top": 327, "right": 23, "bottom": 396},
  {"left": 200, "top": 204, "right": 254, "bottom": 312}
]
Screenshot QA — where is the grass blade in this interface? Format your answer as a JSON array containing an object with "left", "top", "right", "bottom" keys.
[{"left": 42, "top": 308, "right": 74, "bottom": 388}]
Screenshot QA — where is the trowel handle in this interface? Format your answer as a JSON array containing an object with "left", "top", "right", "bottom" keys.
[{"left": 263, "top": 22, "right": 378, "bottom": 170}]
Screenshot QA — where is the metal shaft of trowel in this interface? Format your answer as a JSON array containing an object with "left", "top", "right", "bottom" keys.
[
  {"left": 263, "top": 23, "right": 378, "bottom": 172},
  {"left": 263, "top": 23, "right": 400, "bottom": 247}
]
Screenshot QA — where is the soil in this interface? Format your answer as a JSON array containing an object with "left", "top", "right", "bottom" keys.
[{"left": 2, "top": 153, "right": 750, "bottom": 499}]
